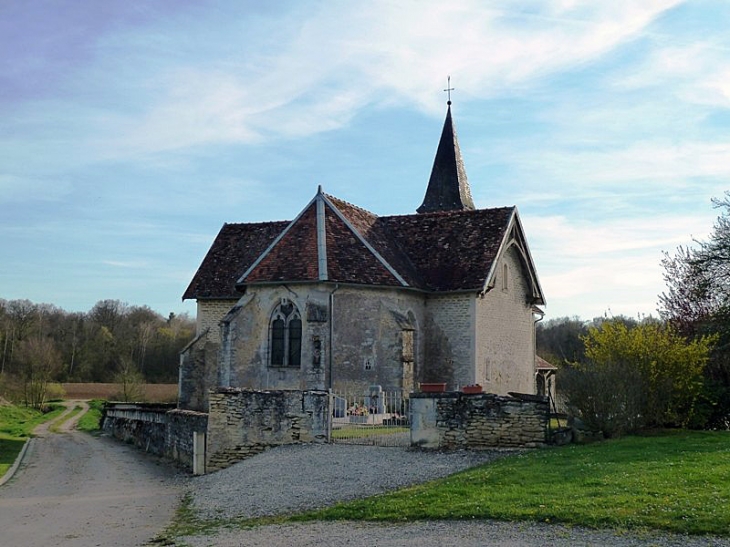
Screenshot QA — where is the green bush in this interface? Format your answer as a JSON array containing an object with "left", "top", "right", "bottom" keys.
[{"left": 563, "top": 320, "right": 716, "bottom": 436}]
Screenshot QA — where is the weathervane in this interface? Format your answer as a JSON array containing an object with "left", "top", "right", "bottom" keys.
[{"left": 444, "top": 75, "right": 454, "bottom": 105}]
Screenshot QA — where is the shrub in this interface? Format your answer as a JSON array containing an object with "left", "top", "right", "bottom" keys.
[{"left": 563, "top": 320, "right": 716, "bottom": 436}]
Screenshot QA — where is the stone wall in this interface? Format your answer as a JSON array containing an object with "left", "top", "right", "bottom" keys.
[
  {"left": 102, "top": 403, "right": 209, "bottom": 469},
  {"left": 410, "top": 391, "right": 548, "bottom": 450},
  {"left": 178, "top": 329, "right": 220, "bottom": 411},
  {"left": 424, "top": 293, "right": 474, "bottom": 387},
  {"left": 206, "top": 388, "right": 330, "bottom": 471},
  {"left": 166, "top": 408, "right": 210, "bottom": 467},
  {"left": 218, "top": 284, "right": 427, "bottom": 395},
  {"left": 331, "top": 287, "right": 425, "bottom": 394},
  {"left": 476, "top": 245, "right": 537, "bottom": 395},
  {"left": 196, "top": 299, "right": 238, "bottom": 342}
]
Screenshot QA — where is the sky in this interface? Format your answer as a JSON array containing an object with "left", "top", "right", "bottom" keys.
[{"left": 2, "top": 0, "right": 729, "bottom": 322}]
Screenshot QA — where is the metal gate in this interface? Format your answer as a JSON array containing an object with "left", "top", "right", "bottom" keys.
[{"left": 330, "top": 388, "right": 410, "bottom": 447}]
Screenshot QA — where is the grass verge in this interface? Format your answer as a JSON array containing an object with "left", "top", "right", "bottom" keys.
[
  {"left": 76, "top": 399, "right": 106, "bottom": 433},
  {"left": 0, "top": 403, "right": 65, "bottom": 477},
  {"left": 293, "top": 431, "right": 730, "bottom": 536},
  {"left": 152, "top": 493, "right": 231, "bottom": 544},
  {"left": 49, "top": 405, "right": 83, "bottom": 433},
  {"left": 331, "top": 426, "right": 408, "bottom": 439}
]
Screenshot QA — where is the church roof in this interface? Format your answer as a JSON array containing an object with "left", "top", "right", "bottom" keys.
[
  {"left": 417, "top": 104, "right": 475, "bottom": 213},
  {"left": 182, "top": 220, "right": 288, "bottom": 300},
  {"left": 183, "top": 103, "right": 544, "bottom": 305},
  {"left": 183, "top": 190, "right": 541, "bottom": 301}
]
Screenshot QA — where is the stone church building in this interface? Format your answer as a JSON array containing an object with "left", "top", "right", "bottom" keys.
[{"left": 179, "top": 103, "right": 545, "bottom": 412}]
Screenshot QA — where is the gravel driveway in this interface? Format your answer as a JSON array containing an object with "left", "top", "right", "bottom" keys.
[
  {"left": 0, "top": 407, "right": 184, "bottom": 547},
  {"left": 180, "top": 444, "right": 730, "bottom": 547}
]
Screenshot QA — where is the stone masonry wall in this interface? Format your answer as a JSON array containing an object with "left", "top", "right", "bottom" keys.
[
  {"left": 197, "top": 299, "right": 238, "bottom": 342},
  {"left": 423, "top": 293, "right": 474, "bottom": 388},
  {"left": 410, "top": 392, "right": 548, "bottom": 450},
  {"left": 476, "top": 246, "right": 536, "bottom": 395},
  {"left": 206, "top": 388, "right": 330, "bottom": 472},
  {"left": 218, "top": 284, "right": 427, "bottom": 395},
  {"left": 166, "top": 408, "right": 209, "bottom": 467},
  {"left": 102, "top": 403, "right": 208, "bottom": 469},
  {"left": 178, "top": 331, "right": 220, "bottom": 412}
]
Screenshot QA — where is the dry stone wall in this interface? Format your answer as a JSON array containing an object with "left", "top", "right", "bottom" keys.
[
  {"left": 410, "top": 391, "right": 548, "bottom": 450},
  {"left": 101, "top": 403, "right": 209, "bottom": 468},
  {"left": 206, "top": 388, "right": 330, "bottom": 472},
  {"left": 166, "top": 409, "right": 210, "bottom": 467}
]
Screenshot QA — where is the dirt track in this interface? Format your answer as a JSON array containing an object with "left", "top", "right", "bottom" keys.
[{"left": 0, "top": 402, "right": 183, "bottom": 547}]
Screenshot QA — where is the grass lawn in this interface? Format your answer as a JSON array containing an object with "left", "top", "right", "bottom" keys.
[
  {"left": 297, "top": 431, "right": 730, "bottom": 536},
  {"left": 76, "top": 400, "right": 105, "bottom": 432},
  {"left": 0, "top": 403, "right": 65, "bottom": 477},
  {"left": 331, "top": 425, "right": 409, "bottom": 439}
]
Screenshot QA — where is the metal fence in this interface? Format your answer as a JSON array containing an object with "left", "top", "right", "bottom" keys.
[{"left": 330, "top": 388, "right": 410, "bottom": 447}]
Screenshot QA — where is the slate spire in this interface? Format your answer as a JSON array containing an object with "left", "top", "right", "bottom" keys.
[{"left": 417, "top": 103, "right": 475, "bottom": 214}]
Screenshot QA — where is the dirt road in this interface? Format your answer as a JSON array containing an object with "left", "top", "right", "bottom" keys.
[{"left": 0, "top": 403, "right": 184, "bottom": 547}]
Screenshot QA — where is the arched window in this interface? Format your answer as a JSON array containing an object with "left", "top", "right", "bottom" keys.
[{"left": 269, "top": 300, "right": 302, "bottom": 368}]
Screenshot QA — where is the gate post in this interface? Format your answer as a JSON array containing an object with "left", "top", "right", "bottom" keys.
[
  {"left": 327, "top": 389, "right": 333, "bottom": 442},
  {"left": 193, "top": 431, "right": 206, "bottom": 475}
]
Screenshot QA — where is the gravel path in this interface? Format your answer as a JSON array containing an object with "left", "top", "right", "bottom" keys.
[
  {"left": 189, "top": 443, "right": 515, "bottom": 520},
  {"left": 0, "top": 425, "right": 184, "bottom": 547},
  {"left": 181, "top": 444, "right": 730, "bottom": 546}
]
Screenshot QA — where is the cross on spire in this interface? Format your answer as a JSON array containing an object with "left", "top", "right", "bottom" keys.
[{"left": 444, "top": 75, "right": 454, "bottom": 105}]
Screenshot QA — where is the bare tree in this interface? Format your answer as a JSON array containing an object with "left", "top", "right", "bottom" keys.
[{"left": 15, "top": 337, "right": 62, "bottom": 409}]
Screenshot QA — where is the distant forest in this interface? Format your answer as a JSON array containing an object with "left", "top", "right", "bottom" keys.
[{"left": 0, "top": 298, "right": 194, "bottom": 385}]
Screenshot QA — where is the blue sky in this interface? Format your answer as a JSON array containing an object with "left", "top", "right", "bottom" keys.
[{"left": 2, "top": 0, "right": 728, "bottom": 321}]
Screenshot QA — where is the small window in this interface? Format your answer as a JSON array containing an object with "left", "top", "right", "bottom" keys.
[
  {"left": 364, "top": 357, "right": 374, "bottom": 371},
  {"left": 269, "top": 300, "right": 302, "bottom": 368},
  {"left": 502, "top": 263, "right": 509, "bottom": 292}
]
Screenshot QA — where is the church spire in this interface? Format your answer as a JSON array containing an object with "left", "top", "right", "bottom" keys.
[{"left": 417, "top": 98, "right": 475, "bottom": 214}]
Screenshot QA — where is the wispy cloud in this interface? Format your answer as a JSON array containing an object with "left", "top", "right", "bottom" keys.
[
  {"left": 5, "top": 0, "right": 729, "bottom": 320},
  {"left": 4, "top": 0, "right": 680, "bottom": 162}
]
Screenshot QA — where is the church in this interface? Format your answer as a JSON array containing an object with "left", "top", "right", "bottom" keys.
[{"left": 178, "top": 101, "right": 545, "bottom": 412}]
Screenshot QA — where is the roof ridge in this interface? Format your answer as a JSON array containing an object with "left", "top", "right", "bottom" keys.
[
  {"left": 383, "top": 205, "right": 515, "bottom": 220},
  {"left": 322, "top": 194, "right": 408, "bottom": 287},
  {"left": 223, "top": 219, "right": 290, "bottom": 227},
  {"left": 324, "top": 193, "right": 379, "bottom": 218}
]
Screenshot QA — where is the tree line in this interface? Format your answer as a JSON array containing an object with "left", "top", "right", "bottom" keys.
[
  {"left": 0, "top": 299, "right": 195, "bottom": 407},
  {"left": 537, "top": 194, "right": 730, "bottom": 435}
]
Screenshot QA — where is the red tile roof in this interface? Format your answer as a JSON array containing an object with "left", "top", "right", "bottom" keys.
[
  {"left": 182, "top": 221, "right": 288, "bottom": 300},
  {"left": 243, "top": 204, "right": 320, "bottom": 284},
  {"left": 183, "top": 191, "right": 527, "bottom": 301}
]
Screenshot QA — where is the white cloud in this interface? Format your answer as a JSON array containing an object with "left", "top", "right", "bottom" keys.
[
  {"left": 87, "top": 0, "right": 683, "bottom": 155},
  {"left": 524, "top": 211, "right": 712, "bottom": 318}
]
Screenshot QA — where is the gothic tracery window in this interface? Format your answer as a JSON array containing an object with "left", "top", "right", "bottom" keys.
[{"left": 269, "top": 300, "right": 302, "bottom": 368}]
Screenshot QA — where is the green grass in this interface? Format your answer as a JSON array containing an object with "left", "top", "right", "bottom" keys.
[
  {"left": 76, "top": 399, "right": 105, "bottom": 432},
  {"left": 294, "top": 431, "right": 730, "bottom": 536},
  {"left": 0, "top": 403, "right": 65, "bottom": 477},
  {"left": 331, "top": 425, "right": 408, "bottom": 439},
  {"left": 49, "top": 405, "right": 78, "bottom": 432}
]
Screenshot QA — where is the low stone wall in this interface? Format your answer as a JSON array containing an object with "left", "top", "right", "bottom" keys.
[
  {"left": 206, "top": 388, "right": 330, "bottom": 472},
  {"left": 166, "top": 409, "right": 210, "bottom": 467},
  {"left": 102, "top": 403, "right": 208, "bottom": 469},
  {"left": 410, "top": 392, "right": 549, "bottom": 450}
]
